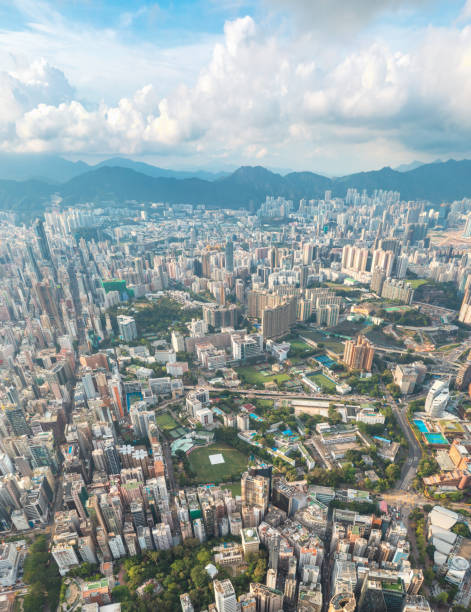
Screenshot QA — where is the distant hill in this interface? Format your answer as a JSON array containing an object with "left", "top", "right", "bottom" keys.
[
  {"left": 394, "top": 160, "right": 425, "bottom": 173},
  {"left": 1, "top": 158, "right": 471, "bottom": 216},
  {"left": 0, "top": 153, "right": 228, "bottom": 183},
  {"left": 0, "top": 153, "right": 89, "bottom": 183},
  {"left": 94, "top": 157, "right": 228, "bottom": 181}
]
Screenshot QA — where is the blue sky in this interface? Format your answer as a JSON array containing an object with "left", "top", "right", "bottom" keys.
[{"left": 0, "top": 0, "right": 471, "bottom": 174}]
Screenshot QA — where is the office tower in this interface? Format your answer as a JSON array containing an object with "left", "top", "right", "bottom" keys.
[
  {"left": 424, "top": 379, "right": 449, "bottom": 417},
  {"left": 343, "top": 336, "right": 374, "bottom": 372},
  {"left": 117, "top": 315, "right": 137, "bottom": 341},
  {"left": 214, "top": 579, "right": 237, "bottom": 612},
  {"left": 225, "top": 240, "right": 234, "bottom": 272},
  {"left": 33, "top": 218, "right": 52, "bottom": 262},
  {"left": 4, "top": 405, "right": 31, "bottom": 436},
  {"left": 261, "top": 299, "right": 296, "bottom": 340},
  {"left": 130, "top": 502, "right": 146, "bottom": 530},
  {"left": 103, "top": 441, "right": 121, "bottom": 475},
  {"left": 241, "top": 472, "right": 269, "bottom": 513},
  {"left": 357, "top": 575, "right": 405, "bottom": 612}
]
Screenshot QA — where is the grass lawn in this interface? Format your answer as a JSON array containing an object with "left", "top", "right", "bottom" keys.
[
  {"left": 155, "top": 412, "right": 179, "bottom": 430},
  {"left": 408, "top": 278, "right": 429, "bottom": 289},
  {"left": 188, "top": 443, "right": 248, "bottom": 484},
  {"left": 440, "top": 343, "right": 460, "bottom": 352},
  {"left": 286, "top": 337, "right": 312, "bottom": 351},
  {"left": 236, "top": 366, "right": 291, "bottom": 386},
  {"left": 224, "top": 482, "right": 242, "bottom": 496},
  {"left": 309, "top": 372, "right": 336, "bottom": 391}
]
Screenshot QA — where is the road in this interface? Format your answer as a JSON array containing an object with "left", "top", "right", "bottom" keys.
[
  {"left": 184, "top": 385, "right": 373, "bottom": 404},
  {"left": 383, "top": 386, "right": 422, "bottom": 491}
]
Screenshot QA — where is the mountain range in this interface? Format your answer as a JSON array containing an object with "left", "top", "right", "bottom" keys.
[{"left": 1, "top": 154, "right": 471, "bottom": 217}]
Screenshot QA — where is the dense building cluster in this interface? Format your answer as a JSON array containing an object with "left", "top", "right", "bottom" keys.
[{"left": 0, "top": 188, "right": 471, "bottom": 610}]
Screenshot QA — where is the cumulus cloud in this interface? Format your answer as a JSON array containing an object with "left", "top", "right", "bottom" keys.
[{"left": 1, "top": 9, "right": 471, "bottom": 171}]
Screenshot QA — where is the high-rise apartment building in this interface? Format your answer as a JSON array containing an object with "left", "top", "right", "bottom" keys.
[
  {"left": 261, "top": 299, "right": 296, "bottom": 340},
  {"left": 343, "top": 336, "right": 374, "bottom": 371},
  {"left": 241, "top": 471, "right": 269, "bottom": 513},
  {"left": 249, "top": 583, "right": 284, "bottom": 612},
  {"left": 117, "top": 315, "right": 137, "bottom": 341}
]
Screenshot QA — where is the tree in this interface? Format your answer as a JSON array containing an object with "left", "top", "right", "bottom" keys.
[
  {"left": 112, "top": 585, "right": 132, "bottom": 602},
  {"left": 385, "top": 463, "right": 400, "bottom": 483},
  {"left": 452, "top": 523, "right": 471, "bottom": 538},
  {"left": 23, "top": 582, "right": 46, "bottom": 612},
  {"left": 386, "top": 383, "right": 401, "bottom": 398},
  {"left": 435, "top": 591, "right": 448, "bottom": 605}
]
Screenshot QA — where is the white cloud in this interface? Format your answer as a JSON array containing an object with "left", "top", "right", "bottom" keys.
[{"left": 1, "top": 7, "right": 471, "bottom": 171}]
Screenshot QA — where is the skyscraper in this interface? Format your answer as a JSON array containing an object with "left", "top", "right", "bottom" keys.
[
  {"left": 33, "top": 218, "right": 52, "bottom": 262},
  {"left": 214, "top": 579, "right": 237, "bottom": 612},
  {"left": 225, "top": 240, "right": 234, "bottom": 272}
]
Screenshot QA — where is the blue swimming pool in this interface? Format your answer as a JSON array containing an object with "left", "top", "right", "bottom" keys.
[
  {"left": 425, "top": 432, "right": 449, "bottom": 445},
  {"left": 316, "top": 355, "right": 336, "bottom": 368},
  {"left": 413, "top": 419, "right": 428, "bottom": 433}
]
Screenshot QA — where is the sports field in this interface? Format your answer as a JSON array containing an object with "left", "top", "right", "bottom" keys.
[
  {"left": 236, "top": 366, "right": 291, "bottom": 386},
  {"left": 155, "top": 412, "right": 179, "bottom": 430},
  {"left": 309, "top": 372, "right": 336, "bottom": 392},
  {"left": 188, "top": 442, "right": 248, "bottom": 483}
]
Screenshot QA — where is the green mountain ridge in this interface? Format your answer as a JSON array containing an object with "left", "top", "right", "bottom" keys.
[{"left": 1, "top": 158, "right": 471, "bottom": 217}]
